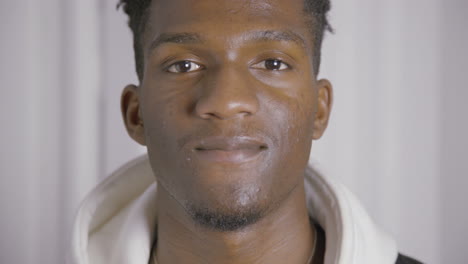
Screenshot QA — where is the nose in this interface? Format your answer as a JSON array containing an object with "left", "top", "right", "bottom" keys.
[{"left": 195, "top": 67, "right": 259, "bottom": 120}]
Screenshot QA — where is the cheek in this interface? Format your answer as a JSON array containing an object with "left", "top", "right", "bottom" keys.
[
  {"left": 291, "top": 93, "right": 315, "bottom": 143},
  {"left": 140, "top": 83, "right": 193, "bottom": 144},
  {"left": 140, "top": 86, "right": 206, "bottom": 192},
  {"left": 142, "top": 103, "right": 170, "bottom": 146},
  {"left": 267, "top": 85, "right": 315, "bottom": 151},
  {"left": 263, "top": 88, "right": 315, "bottom": 190},
  {"left": 250, "top": 87, "right": 315, "bottom": 201},
  {"left": 140, "top": 93, "right": 185, "bottom": 166}
]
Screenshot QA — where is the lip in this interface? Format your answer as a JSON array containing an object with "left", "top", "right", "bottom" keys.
[{"left": 192, "top": 136, "right": 268, "bottom": 164}]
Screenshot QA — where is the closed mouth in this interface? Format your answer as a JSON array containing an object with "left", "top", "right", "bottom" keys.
[{"left": 192, "top": 136, "right": 268, "bottom": 163}]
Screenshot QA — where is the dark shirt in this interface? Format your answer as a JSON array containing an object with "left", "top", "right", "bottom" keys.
[{"left": 396, "top": 254, "right": 424, "bottom": 264}]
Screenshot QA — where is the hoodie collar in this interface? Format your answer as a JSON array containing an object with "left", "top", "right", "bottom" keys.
[{"left": 68, "top": 155, "right": 397, "bottom": 264}]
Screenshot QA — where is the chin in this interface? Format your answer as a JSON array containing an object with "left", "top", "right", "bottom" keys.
[
  {"left": 180, "top": 180, "right": 271, "bottom": 231},
  {"left": 186, "top": 200, "right": 266, "bottom": 232}
]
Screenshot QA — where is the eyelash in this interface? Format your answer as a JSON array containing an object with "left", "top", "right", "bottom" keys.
[
  {"left": 166, "top": 61, "right": 203, "bottom": 73},
  {"left": 165, "top": 58, "right": 291, "bottom": 74},
  {"left": 251, "top": 59, "right": 291, "bottom": 71}
]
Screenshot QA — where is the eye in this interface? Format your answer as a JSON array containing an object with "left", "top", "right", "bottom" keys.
[
  {"left": 252, "top": 59, "right": 290, "bottom": 71},
  {"left": 166, "top": 61, "right": 203, "bottom": 73}
]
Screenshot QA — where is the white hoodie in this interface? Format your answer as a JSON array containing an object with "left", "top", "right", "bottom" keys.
[{"left": 67, "top": 155, "right": 398, "bottom": 264}]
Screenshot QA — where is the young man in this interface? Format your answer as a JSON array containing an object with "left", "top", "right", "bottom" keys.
[{"left": 68, "top": 0, "right": 422, "bottom": 263}]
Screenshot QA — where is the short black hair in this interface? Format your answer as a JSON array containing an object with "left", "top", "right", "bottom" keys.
[{"left": 117, "top": 0, "right": 332, "bottom": 81}]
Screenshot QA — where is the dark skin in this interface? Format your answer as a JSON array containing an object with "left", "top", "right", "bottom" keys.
[{"left": 121, "top": 0, "right": 333, "bottom": 263}]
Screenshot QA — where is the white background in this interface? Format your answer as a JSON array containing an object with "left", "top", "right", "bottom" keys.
[{"left": 1, "top": 0, "right": 467, "bottom": 263}]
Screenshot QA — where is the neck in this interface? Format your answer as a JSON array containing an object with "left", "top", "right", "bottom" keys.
[{"left": 153, "top": 182, "right": 315, "bottom": 264}]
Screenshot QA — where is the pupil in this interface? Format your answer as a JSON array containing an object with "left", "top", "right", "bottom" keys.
[
  {"left": 265, "top": 59, "right": 281, "bottom": 70},
  {"left": 177, "top": 61, "right": 191, "bottom": 72}
]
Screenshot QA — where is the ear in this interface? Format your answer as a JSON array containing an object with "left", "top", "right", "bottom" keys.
[
  {"left": 312, "top": 79, "right": 333, "bottom": 140},
  {"left": 121, "top": 84, "right": 146, "bottom": 145}
]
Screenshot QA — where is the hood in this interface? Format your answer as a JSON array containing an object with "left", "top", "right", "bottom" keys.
[{"left": 67, "top": 154, "right": 398, "bottom": 264}]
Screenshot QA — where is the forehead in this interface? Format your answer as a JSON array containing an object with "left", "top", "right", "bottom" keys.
[
  {"left": 149, "top": 0, "right": 306, "bottom": 22},
  {"left": 143, "top": 0, "right": 313, "bottom": 49}
]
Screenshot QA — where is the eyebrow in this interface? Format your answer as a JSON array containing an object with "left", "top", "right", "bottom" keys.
[
  {"left": 147, "top": 30, "right": 306, "bottom": 54},
  {"left": 245, "top": 30, "right": 306, "bottom": 48},
  {"left": 148, "top": 32, "right": 203, "bottom": 54}
]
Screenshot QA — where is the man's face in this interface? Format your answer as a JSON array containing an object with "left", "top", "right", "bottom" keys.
[{"left": 122, "top": 0, "right": 332, "bottom": 230}]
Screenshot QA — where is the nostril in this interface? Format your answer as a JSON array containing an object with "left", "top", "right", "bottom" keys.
[
  {"left": 194, "top": 90, "right": 259, "bottom": 120},
  {"left": 199, "top": 112, "right": 221, "bottom": 120},
  {"left": 240, "top": 111, "right": 253, "bottom": 117}
]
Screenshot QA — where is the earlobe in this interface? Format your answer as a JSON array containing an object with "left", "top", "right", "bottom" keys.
[
  {"left": 312, "top": 79, "right": 333, "bottom": 140},
  {"left": 121, "top": 84, "right": 146, "bottom": 145}
]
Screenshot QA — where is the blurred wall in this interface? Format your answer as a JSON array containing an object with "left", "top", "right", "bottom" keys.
[
  {"left": 315, "top": 0, "right": 442, "bottom": 262},
  {"left": 1, "top": 1, "right": 144, "bottom": 263},
  {"left": 439, "top": 1, "right": 468, "bottom": 263},
  {"left": 1, "top": 0, "right": 467, "bottom": 263}
]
